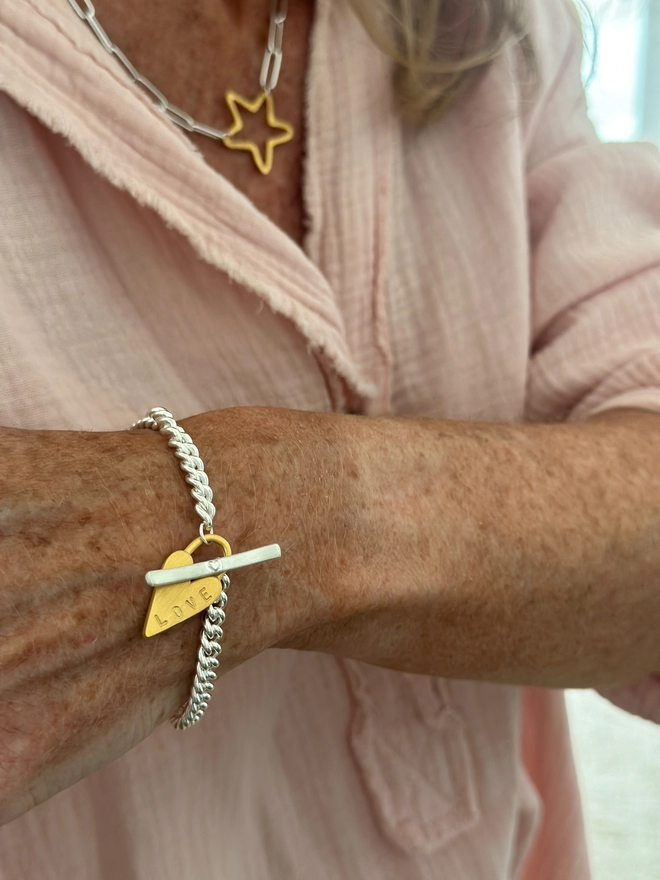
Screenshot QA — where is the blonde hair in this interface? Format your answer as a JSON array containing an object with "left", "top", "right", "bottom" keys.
[{"left": 346, "top": 0, "right": 535, "bottom": 122}]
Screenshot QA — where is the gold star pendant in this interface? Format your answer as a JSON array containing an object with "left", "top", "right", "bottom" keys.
[{"left": 223, "top": 90, "right": 294, "bottom": 175}]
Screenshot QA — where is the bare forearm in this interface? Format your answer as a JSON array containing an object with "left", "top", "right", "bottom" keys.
[
  {"left": 3, "top": 406, "right": 658, "bottom": 823},
  {"left": 280, "top": 409, "right": 660, "bottom": 688}
]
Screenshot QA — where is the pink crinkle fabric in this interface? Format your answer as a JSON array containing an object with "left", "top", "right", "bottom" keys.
[{"left": 1, "top": 0, "right": 659, "bottom": 876}]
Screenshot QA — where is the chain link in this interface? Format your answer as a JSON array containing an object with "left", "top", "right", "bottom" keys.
[
  {"left": 132, "top": 407, "right": 216, "bottom": 535},
  {"left": 170, "top": 574, "right": 230, "bottom": 730},
  {"left": 133, "top": 408, "right": 229, "bottom": 730},
  {"left": 260, "top": 0, "right": 288, "bottom": 93},
  {"left": 66, "top": 0, "right": 288, "bottom": 139}
]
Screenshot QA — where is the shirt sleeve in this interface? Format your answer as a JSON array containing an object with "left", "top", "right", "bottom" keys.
[{"left": 522, "top": 0, "right": 660, "bottom": 721}]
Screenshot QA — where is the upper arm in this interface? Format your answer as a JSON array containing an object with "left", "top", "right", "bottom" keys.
[{"left": 522, "top": 0, "right": 660, "bottom": 425}]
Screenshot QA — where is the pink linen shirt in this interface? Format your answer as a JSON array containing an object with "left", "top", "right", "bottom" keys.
[{"left": 1, "top": 0, "right": 660, "bottom": 877}]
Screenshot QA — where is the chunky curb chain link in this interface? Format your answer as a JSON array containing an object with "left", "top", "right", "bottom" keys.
[
  {"left": 133, "top": 407, "right": 216, "bottom": 538},
  {"left": 132, "top": 407, "right": 228, "bottom": 730},
  {"left": 171, "top": 574, "right": 230, "bottom": 730}
]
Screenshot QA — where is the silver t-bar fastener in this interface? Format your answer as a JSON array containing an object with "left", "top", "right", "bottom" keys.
[{"left": 146, "top": 544, "right": 282, "bottom": 588}]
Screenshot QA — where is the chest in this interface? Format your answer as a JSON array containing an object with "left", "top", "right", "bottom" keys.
[
  {"left": 89, "top": 0, "right": 314, "bottom": 242},
  {"left": 0, "top": 0, "right": 532, "bottom": 430}
]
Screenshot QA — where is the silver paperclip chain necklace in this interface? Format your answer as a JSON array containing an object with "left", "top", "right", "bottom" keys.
[{"left": 66, "top": 0, "right": 293, "bottom": 175}]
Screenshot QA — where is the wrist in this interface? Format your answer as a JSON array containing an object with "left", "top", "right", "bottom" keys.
[
  {"left": 100, "top": 425, "right": 214, "bottom": 712},
  {"left": 274, "top": 414, "right": 454, "bottom": 663},
  {"left": 183, "top": 406, "right": 364, "bottom": 655}
]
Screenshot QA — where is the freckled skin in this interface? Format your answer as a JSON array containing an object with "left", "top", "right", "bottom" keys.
[
  {"left": 3, "top": 0, "right": 660, "bottom": 833},
  {"left": 1, "top": 406, "right": 660, "bottom": 825},
  {"left": 0, "top": 408, "right": 364, "bottom": 825},
  {"left": 90, "top": 0, "right": 314, "bottom": 243}
]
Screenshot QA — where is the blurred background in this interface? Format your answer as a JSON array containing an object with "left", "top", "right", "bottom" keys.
[
  {"left": 568, "top": 3, "right": 660, "bottom": 878},
  {"left": 580, "top": 0, "right": 659, "bottom": 144}
]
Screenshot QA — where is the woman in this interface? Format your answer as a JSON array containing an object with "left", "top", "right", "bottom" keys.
[{"left": 0, "top": 0, "right": 659, "bottom": 876}]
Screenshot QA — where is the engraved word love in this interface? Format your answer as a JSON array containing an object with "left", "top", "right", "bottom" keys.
[{"left": 143, "top": 535, "right": 231, "bottom": 638}]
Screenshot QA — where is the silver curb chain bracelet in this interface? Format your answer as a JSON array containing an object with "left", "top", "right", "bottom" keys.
[{"left": 133, "top": 407, "right": 281, "bottom": 730}]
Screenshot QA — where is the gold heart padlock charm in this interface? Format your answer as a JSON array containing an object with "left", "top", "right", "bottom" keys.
[{"left": 143, "top": 534, "right": 231, "bottom": 638}]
